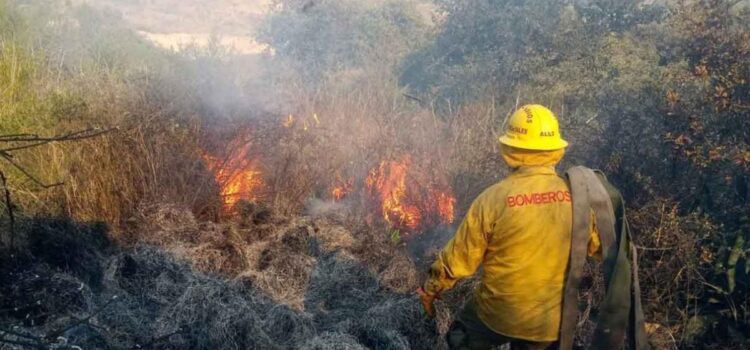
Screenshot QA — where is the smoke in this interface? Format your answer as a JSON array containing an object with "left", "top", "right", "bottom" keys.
[
  {"left": 36, "top": 1, "right": 280, "bottom": 119},
  {"left": 62, "top": 0, "right": 428, "bottom": 118},
  {"left": 24, "top": 0, "right": 465, "bottom": 260},
  {"left": 33, "top": 0, "right": 440, "bottom": 130},
  {"left": 15, "top": 1, "right": 475, "bottom": 268},
  {"left": 305, "top": 198, "right": 348, "bottom": 217},
  {"left": 405, "top": 224, "right": 457, "bottom": 267}
]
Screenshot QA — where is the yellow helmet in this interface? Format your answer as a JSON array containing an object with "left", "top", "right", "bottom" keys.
[{"left": 498, "top": 104, "right": 568, "bottom": 151}]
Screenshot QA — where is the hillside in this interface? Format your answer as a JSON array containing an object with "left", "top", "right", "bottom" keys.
[{"left": 73, "top": 0, "right": 270, "bottom": 53}]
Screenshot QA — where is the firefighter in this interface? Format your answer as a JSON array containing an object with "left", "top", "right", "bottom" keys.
[{"left": 418, "top": 105, "right": 600, "bottom": 350}]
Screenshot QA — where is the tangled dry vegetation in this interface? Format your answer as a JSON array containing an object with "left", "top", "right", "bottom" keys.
[
  {"left": 0, "top": 203, "right": 444, "bottom": 349},
  {"left": 2, "top": 1, "right": 749, "bottom": 349}
]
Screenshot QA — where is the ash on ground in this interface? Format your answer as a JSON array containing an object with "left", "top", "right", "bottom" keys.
[{"left": 0, "top": 204, "right": 453, "bottom": 349}]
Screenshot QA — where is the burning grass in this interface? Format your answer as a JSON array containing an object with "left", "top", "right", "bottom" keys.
[
  {"left": 201, "top": 134, "right": 266, "bottom": 214},
  {"left": 1, "top": 2, "right": 747, "bottom": 349},
  {"left": 199, "top": 117, "right": 458, "bottom": 237},
  {"left": 365, "top": 156, "right": 456, "bottom": 233}
]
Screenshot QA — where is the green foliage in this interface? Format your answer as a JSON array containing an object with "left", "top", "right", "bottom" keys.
[
  {"left": 0, "top": 1, "right": 217, "bottom": 225},
  {"left": 0, "top": 0, "right": 747, "bottom": 346},
  {"left": 388, "top": 226, "right": 402, "bottom": 245},
  {"left": 395, "top": 0, "right": 749, "bottom": 346},
  {"left": 258, "top": 0, "right": 431, "bottom": 85},
  {"left": 401, "top": 1, "right": 663, "bottom": 104}
]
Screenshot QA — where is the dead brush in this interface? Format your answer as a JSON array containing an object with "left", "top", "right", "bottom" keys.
[
  {"left": 0, "top": 51, "right": 220, "bottom": 233},
  {"left": 254, "top": 72, "right": 465, "bottom": 217},
  {"left": 240, "top": 223, "right": 319, "bottom": 310},
  {"left": 131, "top": 202, "right": 203, "bottom": 244},
  {"left": 575, "top": 258, "right": 607, "bottom": 347},
  {"left": 349, "top": 222, "right": 421, "bottom": 294},
  {"left": 60, "top": 114, "right": 217, "bottom": 233},
  {"left": 627, "top": 199, "right": 716, "bottom": 349},
  {"left": 559, "top": 199, "right": 714, "bottom": 349},
  {"left": 443, "top": 98, "right": 509, "bottom": 207}
]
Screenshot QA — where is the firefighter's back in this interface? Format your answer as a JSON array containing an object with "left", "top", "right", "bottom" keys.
[{"left": 473, "top": 166, "right": 572, "bottom": 341}]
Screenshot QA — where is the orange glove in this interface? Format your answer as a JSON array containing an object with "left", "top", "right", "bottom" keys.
[{"left": 416, "top": 287, "right": 437, "bottom": 318}]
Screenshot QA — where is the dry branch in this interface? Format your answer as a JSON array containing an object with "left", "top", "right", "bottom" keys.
[
  {"left": 0, "top": 170, "right": 16, "bottom": 250},
  {"left": 0, "top": 126, "right": 117, "bottom": 186},
  {"left": 0, "top": 126, "right": 117, "bottom": 250},
  {"left": 0, "top": 154, "right": 63, "bottom": 189},
  {"left": 0, "top": 127, "right": 118, "bottom": 151}
]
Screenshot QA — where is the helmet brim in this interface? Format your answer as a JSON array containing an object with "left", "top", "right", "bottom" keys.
[{"left": 498, "top": 135, "right": 569, "bottom": 151}]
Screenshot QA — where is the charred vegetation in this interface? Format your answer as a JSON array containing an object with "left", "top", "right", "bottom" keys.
[{"left": 1, "top": 0, "right": 749, "bottom": 349}]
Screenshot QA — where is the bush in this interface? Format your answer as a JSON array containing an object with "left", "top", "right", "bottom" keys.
[
  {"left": 1, "top": 0, "right": 748, "bottom": 348},
  {"left": 0, "top": 1, "right": 221, "bottom": 233}
]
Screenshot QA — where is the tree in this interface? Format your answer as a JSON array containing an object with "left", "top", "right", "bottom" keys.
[{"left": 257, "top": 0, "right": 431, "bottom": 85}]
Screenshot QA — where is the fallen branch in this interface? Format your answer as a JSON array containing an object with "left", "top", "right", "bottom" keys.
[
  {"left": 403, "top": 93, "right": 424, "bottom": 104},
  {"left": 0, "top": 127, "right": 117, "bottom": 188}
]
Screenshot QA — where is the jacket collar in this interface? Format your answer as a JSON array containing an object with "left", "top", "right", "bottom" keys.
[{"left": 511, "top": 165, "right": 558, "bottom": 177}]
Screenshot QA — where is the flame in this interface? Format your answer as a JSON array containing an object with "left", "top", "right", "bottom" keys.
[
  {"left": 283, "top": 114, "right": 295, "bottom": 128},
  {"left": 365, "top": 156, "right": 455, "bottom": 231},
  {"left": 283, "top": 113, "right": 320, "bottom": 130},
  {"left": 202, "top": 138, "right": 264, "bottom": 212},
  {"left": 435, "top": 191, "right": 456, "bottom": 224},
  {"left": 331, "top": 178, "right": 353, "bottom": 201}
]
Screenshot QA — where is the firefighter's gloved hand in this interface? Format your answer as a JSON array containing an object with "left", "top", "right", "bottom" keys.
[{"left": 417, "top": 287, "right": 437, "bottom": 318}]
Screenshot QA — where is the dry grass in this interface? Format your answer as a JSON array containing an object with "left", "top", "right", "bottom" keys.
[
  {"left": 0, "top": 212, "right": 440, "bottom": 349},
  {"left": 2, "top": 2, "right": 745, "bottom": 349},
  {"left": 628, "top": 199, "right": 718, "bottom": 349},
  {"left": 128, "top": 202, "right": 425, "bottom": 314}
]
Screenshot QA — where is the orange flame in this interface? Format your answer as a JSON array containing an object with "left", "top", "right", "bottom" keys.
[
  {"left": 283, "top": 113, "right": 320, "bottom": 130},
  {"left": 202, "top": 138, "right": 264, "bottom": 212},
  {"left": 331, "top": 178, "right": 353, "bottom": 201},
  {"left": 365, "top": 156, "right": 455, "bottom": 231},
  {"left": 283, "top": 114, "right": 295, "bottom": 128},
  {"left": 435, "top": 191, "right": 456, "bottom": 224}
]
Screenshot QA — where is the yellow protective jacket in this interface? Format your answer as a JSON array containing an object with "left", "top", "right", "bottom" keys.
[{"left": 424, "top": 146, "right": 599, "bottom": 341}]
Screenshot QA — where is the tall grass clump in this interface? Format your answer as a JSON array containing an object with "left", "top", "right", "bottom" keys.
[{"left": 0, "top": 2, "right": 220, "bottom": 236}]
